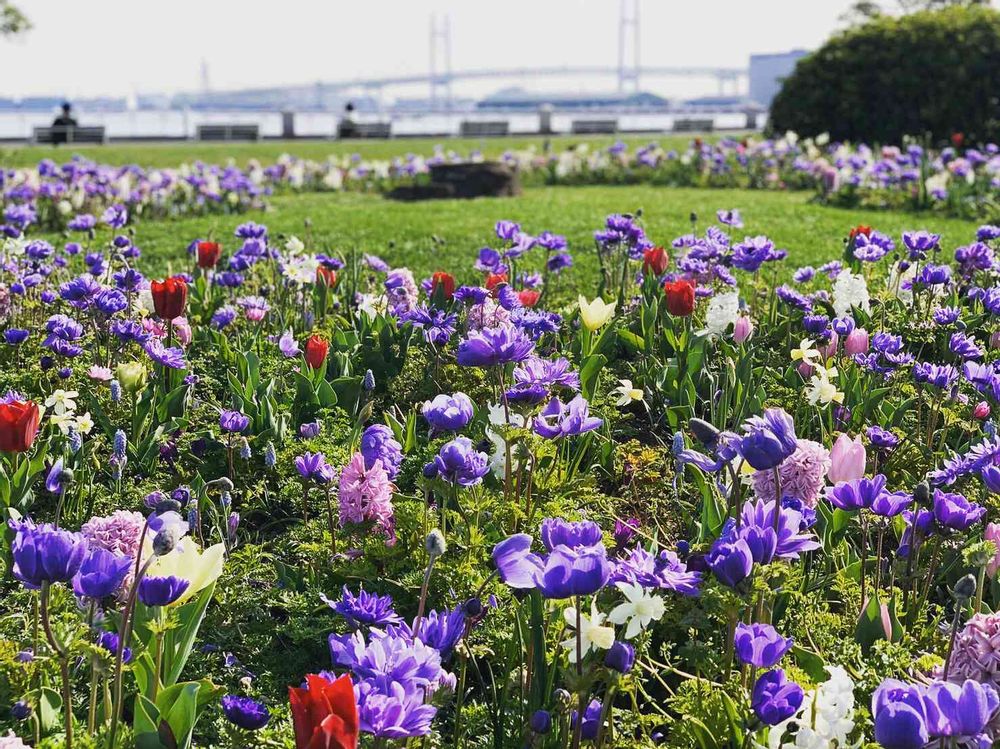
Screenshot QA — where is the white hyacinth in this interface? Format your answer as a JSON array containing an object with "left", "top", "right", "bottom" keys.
[
  {"left": 702, "top": 290, "right": 740, "bottom": 338},
  {"left": 761, "top": 665, "right": 858, "bottom": 749},
  {"left": 832, "top": 271, "right": 870, "bottom": 317}
]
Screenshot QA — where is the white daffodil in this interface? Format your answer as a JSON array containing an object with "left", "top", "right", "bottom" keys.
[
  {"left": 608, "top": 582, "right": 665, "bottom": 639},
  {"left": 74, "top": 412, "right": 94, "bottom": 435},
  {"left": 49, "top": 411, "right": 76, "bottom": 435},
  {"left": 806, "top": 365, "right": 844, "bottom": 407},
  {"left": 561, "top": 599, "right": 615, "bottom": 663},
  {"left": 790, "top": 339, "right": 820, "bottom": 366},
  {"left": 145, "top": 536, "right": 225, "bottom": 607},
  {"left": 613, "top": 379, "right": 644, "bottom": 407},
  {"left": 358, "top": 294, "right": 389, "bottom": 319},
  {"left": 44, "top": 389, "right": 78, "bottom": 416}
]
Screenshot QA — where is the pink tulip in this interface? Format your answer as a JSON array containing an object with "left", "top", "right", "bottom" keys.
[
  {"left": 986, "top": 523, "right": 1000, "bottom": 578},
  {"left": 844, "top": 328, "right": 869, "bottom": 356},
  {"left": 974, "top": 401, "right": 991, "bottom": 420},
  {"left": 828, "top": 433, "right": 866, "bottom": 484},
  {"left": 171, "top": 317, "right": 192, "bottom": 347},
  {"left": 818, "top": 330, "right": 839, "bottom": 360},
  {"left": 733, "top": 315, "right": 754, "bottom": 343}
]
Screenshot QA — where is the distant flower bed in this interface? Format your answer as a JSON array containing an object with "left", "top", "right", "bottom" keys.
[
  {"left": 4, "top": 199, "right": 1000, "bottom": 748},
  {"left": 5, "top": 132, "right": 1000, "bottom": 233}
]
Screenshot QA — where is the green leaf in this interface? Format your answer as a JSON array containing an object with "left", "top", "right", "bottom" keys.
[
  {"left": 163, "top": 583, "right": 217, "bottom": 687},
  {"left": 579, "top": 354, "right": 607, "bottom": 401},
  {"left": 37, "top": 686, "right": 62, "bottom": 735},
  {"left": 791, "top": 644, "right": 828, "bottom": 683}
]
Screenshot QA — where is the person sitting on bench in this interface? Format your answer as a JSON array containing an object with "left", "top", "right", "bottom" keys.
[{"left": 51, "top": 102, "right": 78, "bottom": 144}]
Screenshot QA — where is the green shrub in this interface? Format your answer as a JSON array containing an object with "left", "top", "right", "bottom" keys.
[{"left": 769, "top": 5, "right": 1000, "bottom": 143}]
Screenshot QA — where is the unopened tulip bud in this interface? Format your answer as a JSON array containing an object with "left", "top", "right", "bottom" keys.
[
  {"left": 974, "top": 401, "right": 991, "bottom": 420},
  {"left": 828, "top": 433, "right": 866, "bottom": 484},
  {"left": 844, "top": 328, "right": 869, "bottom": 356},
  {"left": 733, "top": 315, "right": 754, "bottom": 343},
  {"left": 818, "top": 330, "right": 839, "bottom": 360},
  {"left": 913, "top": 481, "right": 930, "bottom": 505},
  {"left": 992, "top": 330, "right": 1000, "bottom": 350},
  {"left": 797, "top": 361, "right": 814, "bottom": 378}
]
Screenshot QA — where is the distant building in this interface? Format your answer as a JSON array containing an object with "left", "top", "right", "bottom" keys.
[
  {"left": 681, "top": 95, "right": 762, "bottom": 112},
  {"left": 749, "top": 50, "right": 808, "bottom": 108},
  {"left": 476, "top": 87, "right": 668, "bottom": 111}
]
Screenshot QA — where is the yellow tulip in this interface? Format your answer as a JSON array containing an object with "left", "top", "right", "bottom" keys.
[
  {"left": 578, "top": 295, "right": 616, "bottom": 331},
  {"left": 146, "top": 537, "right": 225, "bottom": 607},
  {"left": 115, "top": 361, "right": 148, "bottom": 394}
]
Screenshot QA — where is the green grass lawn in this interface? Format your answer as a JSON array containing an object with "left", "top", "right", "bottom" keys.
[
  {"left": 0, "top": 132, "right": 716, "bottom": 169},
  {"left": 63, "top": 185, "right": 984, "bottom": 292}
]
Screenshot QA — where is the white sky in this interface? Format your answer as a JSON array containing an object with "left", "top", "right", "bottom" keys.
[{"left": 0, "top": 0, "right": 868, "bottom": 100}]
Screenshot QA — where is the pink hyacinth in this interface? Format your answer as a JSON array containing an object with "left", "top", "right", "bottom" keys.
[
  {"left": 338, "top": 451, "right": 395, "bottom": 542},
  {"left": 467, "top": 299, "right": 511, "bottom": 330},
  {"left": 752, "top": 439, "right": 831, "bottom": 508},
  {"left": 81, "top": 510, "right": 145, "bottom": 558},
  {"left": 941, "top": 611, "right": 1000, "bottom": 688}
]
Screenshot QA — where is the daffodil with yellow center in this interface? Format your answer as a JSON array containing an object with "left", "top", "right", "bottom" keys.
[
  {"left": 806, "top": 365, "right": 844, "bottom": 407},
  {"left": 145, "top": 537, "right": 225, "bottom": 607},
  {"left": 613, "top": 379, "right": 644, "bottom": 407},
  {"left": 578, "top": 296, "right": 616, "bottom": 332},
  {"left": 561, "top": 599, "right": 615, "bottom": 663},
  {"left": 790, "top": 338, "right": 820, "bottom": 366}
]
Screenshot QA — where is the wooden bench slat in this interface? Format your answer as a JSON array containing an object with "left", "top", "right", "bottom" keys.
[
  {"left": 459, "top": 121, "right": 509, "bottom": 137},
  {"left": 32, "top": 126, "right": 106, "bottom": 144},
  {"left": 570, "top": 120, "right": 618, "bottom": 134},
  {"left": 196, "top": 124, "right": 260, "bottom": 141}
]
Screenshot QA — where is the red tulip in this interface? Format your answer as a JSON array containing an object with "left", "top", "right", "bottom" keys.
[
  {"left": 289, "top": 674, "right": 358, "bottom": 749},
  {"left": 642, "top": 246, "right": 669, "bottom": 276},
  {"left": 518, "top": 289, "right": 541, "bottom": 308},
  {"left": 662, "top": 279, "right": 695, "bottom": 317},
  {"left": 485, "top": 273, "right": 507, "bottom": 292},
  {"left": 848, "top": 225, "right": 872, "bottom": 242},
  {"left": 951, "top": 132, "right": 965, "bottom": 148},
  {"left": 317, "top": 267, "right": 338, "bottom": 287},
  {"left": 304, "top": 335, "right": 329, "bottom": 370},
  {"left": 431, "top": 271, "right": 456, "bottom": 300},
  {"left": 150, "top": 276, "right": 188, "bottom": 320},
  {"left": 0, "top": 400, "right": 40, "bottom": 453},
  {"left": 196, "top": 241, "right": 222, "bottom": 269}
]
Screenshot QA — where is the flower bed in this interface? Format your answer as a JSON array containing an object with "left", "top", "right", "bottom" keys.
[{"left": 1, "top": 205, "right": 1000, "bottom": 748}]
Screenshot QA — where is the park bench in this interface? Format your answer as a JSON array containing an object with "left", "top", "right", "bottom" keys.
[
  {"left": 460, "top": 120, "right": 510, "bottom": 138},
  {"left": 32, "top": 126, "right": 106, "bottom": 144},
  {"left": 570, "top": 119, "right": 618, "bottom": 135},
  {"left": 673, "top": 118, "right": 715, "bottom": 133},
  {"left": 337, "top": 121, "right": 392, "bottom": 139},
  {"left": 196, "top": 124, "right": 260, "bottom": 141}
]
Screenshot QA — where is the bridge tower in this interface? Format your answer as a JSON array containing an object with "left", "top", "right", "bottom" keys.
[
  {"left": 429, "top": 14, "right": 453, "bottom": 112},
  {"left": 618, "top": 0, "right": 640, "bottom": 93}
]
